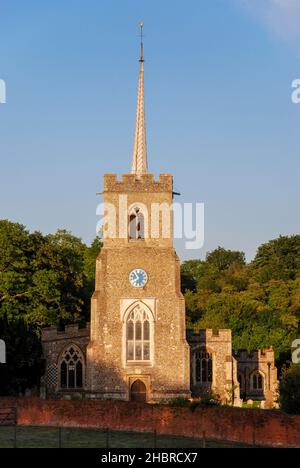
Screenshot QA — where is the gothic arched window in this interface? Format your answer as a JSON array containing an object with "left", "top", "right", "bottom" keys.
[
  {"left": 126, "top": 304, "right": 151, "bottom": 362},
  {"left": 251, "top": 372, "right": 264, "bottom": 391},
  {"left": 193, "top": 350, "right": 213, "bottom": 384},
  {"left": 129, "top": 207, "right": 145, "bottom": 240},
  {"left": 60, "top": 345, "right": 84, "bottom": 389}
]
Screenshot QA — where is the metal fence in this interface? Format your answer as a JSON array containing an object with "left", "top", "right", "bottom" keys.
[
  {"left": 0, "top": 406, "right": 262, "bottom": 448},
  {"left": 0, "top": 407, "right": 17, "bottom": 448}
]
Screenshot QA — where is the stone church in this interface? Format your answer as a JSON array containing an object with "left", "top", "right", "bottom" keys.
[{"left": 42, "top": 30, "right": 278, "bottom": 408}]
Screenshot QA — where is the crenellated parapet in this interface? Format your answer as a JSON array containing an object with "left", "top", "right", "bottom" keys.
[
  {"left": 234, "top": 348, "right": 275, "bottom": 363},
  {"left": 187, "top": 328, "right": 232, "bottom": 344},
  {"left": 42, "top": 323, "right": 90, "bottom": 343},
  {"left": 103, "top": 173, "right": 173, "bottom": 193}
]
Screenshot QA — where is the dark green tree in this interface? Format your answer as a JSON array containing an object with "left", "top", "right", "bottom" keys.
[
  {"left": 251, "top": 235, "right": 300, "bottom": 282},
  {"left": 0, "top": 221, "right": 102, "bottom": 394},
  {"left": 206, "top": 247, "right": 246, "bottom": 272},
  {"left": 0, "top": 315, "right": 44, "bottom": 395},
  {"left": 279, "top": 365, "right": 300, "bottom": 414},
  {"left": 83, "top": 236, "right": 103, "bottom": 295},
  {"left": 0, "top": 220, "right": 35, "bottom": 323}
]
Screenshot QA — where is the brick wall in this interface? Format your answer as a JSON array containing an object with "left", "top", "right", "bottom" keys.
[{"left": 0, "top": 398, "right": 299, "bottom": 447}]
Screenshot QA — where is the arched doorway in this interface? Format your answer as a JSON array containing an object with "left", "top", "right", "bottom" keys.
[{"left": 130, "top": 379, "right": 147, "bottom": 402}]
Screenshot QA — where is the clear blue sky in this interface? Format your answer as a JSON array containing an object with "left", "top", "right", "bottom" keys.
[{"left": 0, "top": 0, "right": 299, "bottom": 261}]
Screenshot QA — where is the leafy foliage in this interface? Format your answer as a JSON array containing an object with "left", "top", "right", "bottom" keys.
[
  {"left": 0, "top": 316, "right": 44, "bottom": 395},
  {"left": 206, "top": 247, "right": 245, "bottom": 272},
  {"left": 182, "top": 238, "right": 300, "bottom": 364},
  {"left": 0, "top": 220, "right": 102, "bottom": 394},
  {"left": 279, "top": 365, "right": 300, "bottom": 414}
]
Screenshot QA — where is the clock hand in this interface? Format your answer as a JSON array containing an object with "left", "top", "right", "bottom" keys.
[{"left": 138, "top": 272, "right": 143, "bottom": 282}]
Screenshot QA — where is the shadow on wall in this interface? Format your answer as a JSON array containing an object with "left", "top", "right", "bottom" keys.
[{"left": 46, "top": 351, "right": 151, "bottom": 402}]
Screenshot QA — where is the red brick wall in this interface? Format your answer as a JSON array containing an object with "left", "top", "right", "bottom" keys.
[{"left": 0, "top": 398, "right": 300, "bottom": 447}]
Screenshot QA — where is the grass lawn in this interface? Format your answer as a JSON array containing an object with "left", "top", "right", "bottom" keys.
[{"left": 0, "top": 426, "right": 257, "bottom": 448}]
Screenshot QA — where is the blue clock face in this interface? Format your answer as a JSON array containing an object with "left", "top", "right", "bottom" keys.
[{"left": 129, "top": 269, "right": 148, "bottom": 288}]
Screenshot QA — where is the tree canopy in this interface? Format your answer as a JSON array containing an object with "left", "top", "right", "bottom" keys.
[
  {"left": 182, "top": 239, "right": 300, "bottom": 365},
  {"left": 279, "top": 364, "right": 300, "bottom": 414},
  {"left": 0, "top": 220, "right": 299, "bottom": 396},
  {"left": 0, "top": 220, "right": 102, "bottom": 394}
]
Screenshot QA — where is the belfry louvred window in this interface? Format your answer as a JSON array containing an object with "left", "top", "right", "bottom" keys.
[{"left": 60, "top": 345, "right": 84, "bottom": 389}]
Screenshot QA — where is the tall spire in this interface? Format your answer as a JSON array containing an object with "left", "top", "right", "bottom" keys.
[{"left": 131, "top": 21, "right": 148, "bottom": 176}]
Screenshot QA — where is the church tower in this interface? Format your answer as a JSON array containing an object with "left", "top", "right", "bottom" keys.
[{"left": 86, "top": 24, "right": 190, "bottom": 402}]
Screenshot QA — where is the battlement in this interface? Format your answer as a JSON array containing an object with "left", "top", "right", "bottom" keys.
[
  {"left": 234, "top": 348, "right": 274, "bottom": 362},
  {"left": 187, "top": 328, "right": 232, "bottom": 343},
  {"left": 103, "top": 173, "right": 173, "bottom": 193},
  {"left": 42, "top": 323, "right": 90, "bottom": 342}
]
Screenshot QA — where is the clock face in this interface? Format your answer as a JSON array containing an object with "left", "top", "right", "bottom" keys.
[{"left": 129, "top": 268, "right": 148, "bottom": 288}]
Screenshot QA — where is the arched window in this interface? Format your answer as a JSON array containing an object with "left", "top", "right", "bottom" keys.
[
  {"left": 252, "top": 372, "right": 264, "bottom": 391},
  {"left": 126, "top": 304, "right": 151, "bottom": 362},
  {"left": 129, "top": 207, "right": 145, "bottom": 240},
  {"left": 194, "top": 350, "right": 213, "bottom": 384},
  {"left": 60, "top": 345, "right": 84, "bottom": 389}
]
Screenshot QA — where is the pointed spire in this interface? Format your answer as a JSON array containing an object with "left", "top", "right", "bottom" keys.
[{"left": 131, "top": 21, "right": 148, "bottom": 176}]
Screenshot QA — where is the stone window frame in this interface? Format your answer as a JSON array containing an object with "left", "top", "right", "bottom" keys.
[
  {"left": 58, "top": 343, "right": 86, "bottom": 390},
  {"left": 191, "top": 346, "right": 215, "bottom": 387},
  {"left": 122, "top": 300, "right": 155, "bottom": 367},
  {"left": 128, "top": 203, "right": 148, "bottom": 241},
  {"left": 250, "top": 370, "right": 265, "bottom": 392}
]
